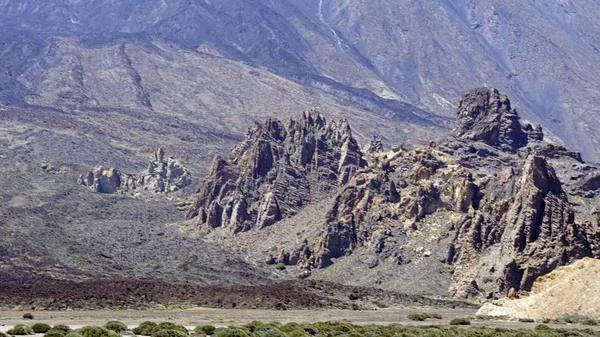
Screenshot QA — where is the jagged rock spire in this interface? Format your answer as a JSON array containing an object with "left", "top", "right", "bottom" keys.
[
  {"left": 452, "top": 88, "right": 542, "bottom": 150},
  {"left": 186, "top": 111, "right": 367, "bottom": 233}
]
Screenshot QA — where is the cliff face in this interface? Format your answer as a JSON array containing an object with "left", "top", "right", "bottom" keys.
[
  {"left": 186, "top": 110, "right": 367, "bottom": 233},
  {"left": 188, "top": 88, "right": 600, "bottom": 298}
]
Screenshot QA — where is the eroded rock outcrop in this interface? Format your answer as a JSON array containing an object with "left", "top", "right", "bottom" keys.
[
  {"left": 78, "top": 148, "right": 191, "bottom": 195},
  {"left": 190, "top": 88, "right": 600, "bottom": 299},
  {"left": 186, "top": 110, "right": 367, "bottom": 233},
  {"left": 451, "top": 87, "right": 540, "bottom": 151},
  {"left": 289, "top": 88, "right": 600, "bottom": 297}
]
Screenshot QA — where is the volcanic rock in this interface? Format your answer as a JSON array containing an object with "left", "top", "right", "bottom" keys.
[
  {"left": 190, "top": 88, "right": 600, "bottom": 299},
  {"left": 186, "top": 110, "right": 367, "bottom": 232},
  {"left": 451, "top": 88, "right": 539, "bottom": 151},
  {"left": 78, "top": 148, "right": 191, "bottom": 195}
]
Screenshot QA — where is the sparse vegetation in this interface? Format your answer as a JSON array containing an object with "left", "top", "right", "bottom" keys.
[
  {"left": 195, "top": 326, "right": 216, "bottom": 335},
  {"left": 53, "top": 325, "right": 72, "bottom": 334},
  {"left": 22, "top": 313, "right": 34, "bottom": 320},
  {"left": 104, "top": 321, "right": 128, "bottom": 333},
  {"left": 1, "top": 332, "right": 8, "bottom": 337},
  {"left": 65, "top": 332, "right": 83, "bottom": 337},
  {"left": 44, "top": 330, "right": 67, "bottom": 337},
  {"left": 582, "top": 319, "right": 597, "bottom": 326},
  {"left": 518, "top": 318, "right": 535, "bottom": 323},
  {"left": 150, "top": 331, "right": 188, "bottom": 337},
  {"left": 275, "top": 263, "right": 286, "bottom": 271},
  {"left": 133, "top": 322, "right": 159, "bottom": 335},
  {"left": 213, "top": 328, "right": 250, "bottom": 337},
  {"left": 78, "top": 326, "right": 120, "bottom": 337},
  {"left": 449, "top": 318, "right": 471, "bottom": 325},
  {"left": 407, "top": 313, "right": 429, "bottom": 321},
  {"left": 32, "top": 323, "right": 52, "bottom": 333},
  {"left": 7, "top": 325, "right": 34, "bottom": 335}
]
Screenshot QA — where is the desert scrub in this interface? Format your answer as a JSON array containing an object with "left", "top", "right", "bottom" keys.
[
  {"left": 194, "top": 326, "right": 216, "bottom": 335},
  {"left": 22, "top": 313, "right": 34, "bottom": 320},
  {"left": 151, "top": 331, "right": 188, "bottom": 337},
  {"left": 104, "top": 321, "right": 128, "bottom": 333},
  {"left": 152, "top": 323, "right": 188, "bottom": 335},
  {"left": 32, "top": 323, "right": 52, "bottom": 333},
  {"left": 65, "top": 332, "right": 82, "bottom": 337},
  {"left": 449, "top": 318, "right": 471, "bottom": 326},
  {"left": 133, "top": 322, "right": 158, "bottom": 335},
  {"left": 582, "top": 319, "right": 598, "bottom": 326},
  {"left": 78, "top": 326, "right": 120, "bottom": 337},
  {"left": 407, "top": 313, "right": 429, "bottom": 321},
  {"left": 0, "top": 332, "right": 8, "bottom": 337},
  {"left": 53, "top": 325, "right": 72, "bottom": 334},
  {"left": 7, "top": 325, "right": 34, "bottom": 335},
  {"left": 518, "top": 318, "right": 535, "bottom": 323},
  {"left": 213, "top": 328, "right": 250, "bottom": 337},
  {"left": 44, "top": 330, "right": 67, "bottom": 337}
]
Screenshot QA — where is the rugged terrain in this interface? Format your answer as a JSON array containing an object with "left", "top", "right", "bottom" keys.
[
  {"left": 478, "top": 257, "right": 600, "bottom": 319},
  {"left": 189, "top": 88, "right": 600, "bottom": 299},
  {"left": 1, "top": 0, "right": 600, "bottom": 161}
]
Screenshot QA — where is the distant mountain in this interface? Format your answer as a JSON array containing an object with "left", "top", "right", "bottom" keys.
[{"left": 1, "top": 0, "right": 599, "bottom": 161}]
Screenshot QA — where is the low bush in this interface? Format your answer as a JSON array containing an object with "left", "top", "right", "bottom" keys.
[
  {"left": 133, "top": 322, "right": 159, "bottom": 335},
  {"left": 535, "top": 324, "right": 553, "bottom": 331},
  {"left": 22, "top": 313, "right": 34, "bottom": 320},
  {"left": 65, "top": 332, "right": 83, "bottom": 337},
  {"left": 449, "top": 318, "right": 471, "bottom": 326},
  {"left": 518, "top": 318, "right": 535, "bottom": 323},
  {"left": 151, "top": 331, "right": 188, "bottom": 337},
  {"left": 44, "top": 330, "right": 66, "bottom": 337},
  {"left": 258, "top": 329, "right": 286, "bottom": 337},
  {"left": 7, "top": 325, "right": 34, "bottom": 335},
  {"left": 78, "top": 326, "right": 120, "bottom": 337},
  {"left": 53, "top": 325, "right": 72, "bottom": 334},
  {"left": 32, "top": 323, "right": 52, "bottom": 333},
  {"left": 407, "top": 313, "right": 429, "bottom": 321},
  {"left": 194, "top": 326, "right": 216, "bottom": 335},
  {"left": 152, "top": 323, "right": 187, "bottom": 335},
  {"left": 212, "top": 328, "right": 251, "bottom": 337},
  {"left": 1, "top": 332, "right": 9, "bottom": 337},
  {"left": 430, "top": 313, "right": 442, "bottom": 319},
  {"left": 104, "top": 321, "right": 128, "bottom": 333}
]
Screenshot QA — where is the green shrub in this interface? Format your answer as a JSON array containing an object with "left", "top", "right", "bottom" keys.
[
  {"left": 563, "top": 317, "right": 575, "bottom": 324},
  {"left": 65, "top": 332, "right": 82, "bottom": 337},
  {"left": 408, "top": 313, "right": 429, "bottom": 321},
  {"left": 133, "top": 322, "right": 159, "bottom": 336},
  {"left": 44, "top": 330, "right": 66, "bottom": 337},
  {"left": 22, "top": 313, "right": 34, "bottom": 320},
  {"left": 581, "top": 319, "right": 597, "bottom": 326},
  {"left": 274, "top": 263, "right": 286, "bottom": 271},
  {"left": 213, "top": 328, "right": 250, "bottom": 337},
  {"left": 152, "top": 323, "right": 187, "bottom": 335},
  {"left": 430, "top": 314, "right": 442, "bottom": 319},
  {"left": 53, "top": 325, "right": 72, "bottom": 334},
  {"left": 7, "top": 325, "right": 34, "bottom": 335},
  {"left": 151, "top": 331, "right": 188, "bottom": 337},
  {"left": 518, "top": 318, "right": 535, "bottom": 323},
  {"left": 535, "top": 324, "right": 553, "bottom": 331},
  {"left": 1, "top": 332, "right": 8, "bottom": 337},
  {"left": 32, "top": 323, "right": 53, "bottom": 333},
  {"left": 258, "top": 329, "right": 286, "bottom": 337},
  {"left": 194, "top": 326, "right": 216, "bottom": 336},
  {"left": 78, "top": 326, "right": 120, "bottom": 337},
  {"left": 449, "top": 318, "right": 471, "bottom": 326},
  {"left": 104, "top": 321, "right": 128, "bottom": 333}
]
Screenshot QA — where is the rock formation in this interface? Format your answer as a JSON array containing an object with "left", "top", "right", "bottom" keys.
[
  {"left": 190, "top": 88, "right": 600, "bottom": 299},
  {"left": 186, "top": 110, "right": 367, "bottom": 233},
  {"left": 78, "top": 148, "right": 191, "bottom": 195}
]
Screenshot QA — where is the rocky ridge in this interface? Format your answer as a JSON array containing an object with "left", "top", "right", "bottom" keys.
[
  {"left": 78, "top": 148, "right": 192, "bottom": 195},
  {"left": 186, "top": 110, "right": 366, "bottom": 233},
  {"left": 188, "top": 88, "right": 600, "bottom": 299}
]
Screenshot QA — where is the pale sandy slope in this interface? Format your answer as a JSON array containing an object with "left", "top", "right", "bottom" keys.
[{"left": 478, "top": 257, "right": 600, "bottom": 320}]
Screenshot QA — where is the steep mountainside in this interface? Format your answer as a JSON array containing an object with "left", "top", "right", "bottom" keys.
[
  {"left": 1, "top": 0, "right": 600, "bottom": 160},
  {"left": 190, "top": 88, "right": 600, "bottom": 299}
]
